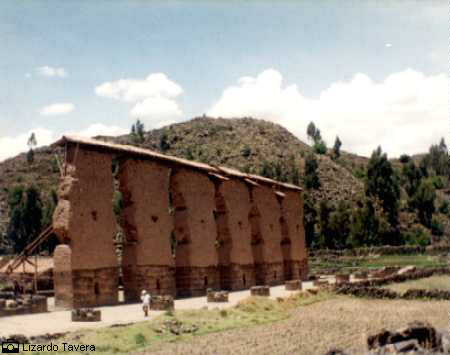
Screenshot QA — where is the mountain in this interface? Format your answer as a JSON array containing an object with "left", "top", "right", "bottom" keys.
[{"left": 0, "top": 116, "right": 447, "bottom": 247}]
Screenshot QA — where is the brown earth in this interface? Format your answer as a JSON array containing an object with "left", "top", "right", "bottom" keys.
[{"left": 137, "top": 297, "right": 448, "bottom": 355}]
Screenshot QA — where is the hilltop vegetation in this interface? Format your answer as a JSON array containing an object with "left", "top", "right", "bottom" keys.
[{"left": 0, "top": 117, "right": 448, "bottom": 253}]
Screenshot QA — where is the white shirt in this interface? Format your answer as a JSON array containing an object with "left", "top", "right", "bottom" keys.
[{"left": 142, "top": 294, "right": 150, "bottom": 306}]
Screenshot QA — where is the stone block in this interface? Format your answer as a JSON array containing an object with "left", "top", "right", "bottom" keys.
[
  {"left": 150, "top": 295, "right": 174, "bottom": 311},
  {"left": 285, "top": 279, "right": 302, "bottom": 291},
  {"left": 206, "top": 289, "right": 229, "bottom": 302},
  {"left": 250, "top": 285, "right": 270, "bottom": 296},
  {"left": 71, "top": 308, "right": 101, "bottom": 322},
  {"left": 335, "top": 274, "right": 350, "bottom": 284}
]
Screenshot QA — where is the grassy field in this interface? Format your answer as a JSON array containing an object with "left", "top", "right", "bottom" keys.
[
  {"left": 138, "top": 297, "right": 448, "bottom": 355},
  {"left": 310, "top": 254, "right": 448, "bottom": 273},
  {"left": 383, "top": 275, "right": 450, "bottom": 294},
  {"left": 22, "top": 292, "right": 331, "bottom": 354}
]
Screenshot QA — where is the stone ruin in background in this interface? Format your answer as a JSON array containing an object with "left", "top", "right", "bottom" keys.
[{"left": 51, "top": 136, "right": 308, "bottom": 308}]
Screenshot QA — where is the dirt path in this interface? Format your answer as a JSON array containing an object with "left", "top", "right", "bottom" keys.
[
  {"left": 0, "top": 284, "right": 307, "bottom": 337},
  {"left": 138, "top": 297, "right": 448, "bottom": 355}
]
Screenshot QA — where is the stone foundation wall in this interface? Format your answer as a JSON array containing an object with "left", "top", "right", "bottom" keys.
[
  {"left": 254, "top": 262, "right": 284, "bottom": 286},
  {"left": 0, "top": 296, "right": 47, "bottom": 317},
  {"left": 71, "top": 267, "right": 118, "bottom": 308},
  {"left": 53, "top": 245, "right": 73, "bottom": 308},
  {"left": 122, "top": 265, "right": 175, "bottom": 300},
  {"left": 175, "top": 266, "right": 220, "bottom": 297}
]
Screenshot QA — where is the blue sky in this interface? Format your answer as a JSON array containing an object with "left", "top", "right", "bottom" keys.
[{"left": 0, "top": 0, "right": 448, "bottom": 160}]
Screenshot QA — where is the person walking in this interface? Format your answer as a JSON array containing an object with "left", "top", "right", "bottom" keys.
[{"left": 141, "top": 290, "right": 151, "bottom": 317}]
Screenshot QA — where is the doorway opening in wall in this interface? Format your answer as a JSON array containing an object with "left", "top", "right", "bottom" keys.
[
  {"left": 242, "top": 274, "right": 246, "bottom": 286},
  {"left": 274, "top": 271, "right": 277, "bottom": 280},
  {"left": 204, "top": 276, "right": 208, "bottom": 287},
  {"left": 94, "top": 282, "right": 100, "bottom": 296},
  {"left": 156, "top": 279, "right": 161, "bottom": 292}
]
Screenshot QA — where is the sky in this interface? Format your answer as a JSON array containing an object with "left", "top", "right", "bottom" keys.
[{"left": 0, "top": 0, "right": 448, "bottom": 161}]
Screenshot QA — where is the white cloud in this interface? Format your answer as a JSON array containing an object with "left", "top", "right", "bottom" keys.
[
  {"left": 95, "top": 73, "right": 183, "bottom": 102},
  {"left": 0, "top": 128, "right": 55, "bottom": 162},
  {"left": 71, "top": 123, "right": 128, "bottom": 138},
  {"left": 385, "top": 43, "right": 392, "bottom": 48},
  {"left": 208, "top": 68, "right": 448, "bottom": 157},
  {"left": 39, "top": 103, "right": 75, "bottom": 116},
  {"left": 95, "top": 72, "right": 184, "bottom": 128},
  {"left": 130, "top": 96, "right": 183, "bottom": 126},
  {"left": 36, "top": 66, "right": 67, "bottom": 78}
]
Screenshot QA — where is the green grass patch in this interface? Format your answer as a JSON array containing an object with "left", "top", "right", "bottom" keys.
[
  {"left": 382, "top": 275, "right": 450, "bottom": 295},
  {"left": 22, "top": 292, "right": 332, "bottom": 354},
  {"left": 310, "top": 254, "right": 447, "bottom": 273}
]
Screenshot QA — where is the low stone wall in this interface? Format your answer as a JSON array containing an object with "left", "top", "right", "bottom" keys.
[
  {"left": 250, "top": 286, "right": 270, "bottom": 296},
  {"left": 206, "top": 289, "right": 229, "bottom": 302},
  {"left": 285, "top": 280, "right": 302, "bottom": 291},
  {"left": 71, "top": 308, "right": 101, "bottom": 322},
  {"left": 335, "top": 284, "right": 450, "bottom": 301},
  {"left": 310, "top": 244, "right": 450, "bottom": 257},
  {"left": 0, "top": 295, "right": 47, "bottom": 317},
  {"left": 335, "top": 274, "right": 350, "bottom": 284},
  {"left": 150, "top": 295, "right": 174, "bottom": 310}
]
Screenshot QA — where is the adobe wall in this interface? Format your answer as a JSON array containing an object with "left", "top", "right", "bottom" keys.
[
  {"left": 118, "top": 159, "right": 175, "bottom": 301},
  {"left": 249, "top": 184, "right": 284, "bottom": 286},
  {"left": 278, "top": 190, "right": 309, "bottom": 281},
  {"left": 170, "top": 168, "right": 219, "bottom": 296},
  {"left": 52, "top": 145, "right": 119, "bottom": 308},
  {"left": 214, "top": 179, "right": 255, "bottom": 290}
]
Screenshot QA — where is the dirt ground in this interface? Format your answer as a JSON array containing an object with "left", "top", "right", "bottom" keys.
[
  {"left": 138, "top": 297, "right": 449, "bottom": 355},
  {"left": 0, "top": 285, "right": 304, "bottom": 337}
]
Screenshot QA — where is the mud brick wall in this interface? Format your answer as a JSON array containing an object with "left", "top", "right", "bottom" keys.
[
  {"left": 118, "top": 159, "right": 175, "bottom": 300},
  {"left": 170, "top": 168, "right": 220, "bottom": 296},
  {"left": 278, "top": 190, "right": 308, "bottom": 281},
  {"left": 52, "top": 146, "right": 119, "bottom": 308},
  {"left": 215, "top": 179, "right": 255, "bottom": 290},
  {"left": 53, "top": 245, "right": 73, "bottom": 308},
  {"left": 249, "top": 185, "right": 284, "bottom": 286}
]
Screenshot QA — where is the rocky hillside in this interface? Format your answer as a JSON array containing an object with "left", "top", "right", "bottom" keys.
[
  {"left": 0, "top": 117, "right": 365, "bottom": 238},
  {"left": 2, "top": 116, "right": 448, "bottom": 246}
]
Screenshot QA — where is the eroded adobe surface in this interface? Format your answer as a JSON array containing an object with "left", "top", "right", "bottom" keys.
[
  {"left": 118, "top": 159, "right": 175, "bottom": 300},
  {"left": 249, "top": 184, "right": 284, "bottom": 286},
  {"left": 214, "top": 178, "right": 255, "bottom": 290},
  {"left": 170, "top": 168, "right": 220, "bottom": 296},
  {"left": 278, "top": 190, "right": 308, "bottom": 281},
  {"left": 53, "top": 146, "right": 119, "bottom": 307}
]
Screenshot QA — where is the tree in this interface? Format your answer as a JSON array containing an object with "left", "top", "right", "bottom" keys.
[
  {"left": 313, "top": 141, "right": 327, "bottom": 155},
  {"left": 306, "top": 122, "right": 316, "bottom": 142},
  {"left": 333, "top": 136, "right": 342, "bottom": 159},
  {"left": 365, "top": 146, "right": 400, "bottom": 226},
  {"left": 348, "top": 199, "right": 379, "bottom": 247},
  {"left": 27, "top": 132, "right": 37, "bottom": 164},
  {"left": 159, "top": 131, "right": 170, "bottom": 152},
  {"left": 410, "top": 179, "right": 436, "bottom": 227},
  {"left": 402, "top": 161, "right": 422, "bottom": 198},
  {"left": 304, "top": 153, "right": 320, "bottom": 189},
  {"left": 131, "top": 119, "right": 145, "bottom": 143},
  {"left": 6, "top": 186, "right": 43, "bottom": 253},
  {"left": 303, "top": 193, "right": 317, "bottom": 248},
  {"left": 329, "top": 201, "right": 351, "bottom": 249},
  {"left": 399, "top": 154, "right": 411, "bottom": 164},
  {"left": 317, "top": 200, "right": 333, "bottom": 248}
]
